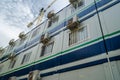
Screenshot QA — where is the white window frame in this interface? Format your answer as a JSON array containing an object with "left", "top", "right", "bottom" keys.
[
  {"left": 40, "top": 38, "right": 54, "bottom": 57},
  {"left": 18, "top": 39, "right": 25, "bottom": 46},
  {"left": 47, "top": 15, "right": 59, "bottom": 28},
  {"left": 71, "top": 0, "right": 85, "bottom": 12},
  {"left": 7, "top": 46, "right": 14, "bottom": 52},
  {"left": 9, "top": 60, "right": 16, "bottom": 69},
  {"left": 68, "top": 25, "right": 89, "bottom": 46},
  {"left": 21, "top": 52, "right": 32, "bottom": 64},
  {"left": 77, "top": 0, "right": 85, "bottom": 8},
  {"left": 31, "top": 27, "right": 40, "bottom": 39}
]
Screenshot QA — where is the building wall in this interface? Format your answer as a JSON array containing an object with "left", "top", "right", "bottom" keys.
[{"left": 0, "top": 0, "right": 120, "bottom": 80}]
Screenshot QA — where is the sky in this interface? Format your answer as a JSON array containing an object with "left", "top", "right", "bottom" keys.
[{"left": 0, "top": 0, "right": 69, "bottom": 48}]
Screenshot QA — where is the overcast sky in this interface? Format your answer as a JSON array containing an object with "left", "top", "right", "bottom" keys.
[{"left": 0, "top": 0, "right": 69, "bottom": 47}]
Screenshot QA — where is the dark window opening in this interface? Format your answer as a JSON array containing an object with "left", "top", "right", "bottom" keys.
[{"left": 9, "top": 60, "right": 16, "bottom": 69}]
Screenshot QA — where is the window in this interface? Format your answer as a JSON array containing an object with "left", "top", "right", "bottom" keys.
[
  {"left": 31, "top": 28, "right": 40, "bottom": 39},
  {"left": 21, "top": 52, "right": 31, "bottom": 64},
  {"left": 47, "top": 16, "right": 59, "bottom": 28},
  {"left": 74, "top": 0, "right": 85, "bottom": 9},
  {"left": 9, "top": 60, "right": 16, "bottom": 69},
  {"left": 40, "top": 42, "right": 54, "bottom": 57},
  {"left": 69, "top": 26, "right": 88, "bottom": 45},
  {"left": 7, "top": 46, "right": 14, "bottom": 52},
  {"left": 70, "top": 0, "right": 85, "bottom": 13},
  {"left": 78, "top": 0, "right": 84, "bottom": 7},
  {"left": 18, "top": 39, "right": 25, "bottom": 46}
]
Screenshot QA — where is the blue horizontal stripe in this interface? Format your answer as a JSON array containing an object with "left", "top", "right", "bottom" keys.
[
  {"left": 16, "top": 36, "right": 41, "bottom": 54},
  {"left": 0, "top": 0, "right": 120, "bottom": 79},
  {"left": 26, "top": 35, "right": 41, "bottom": 47},
  {"left": 49, "top": 22, "right": 65, "bottom": 34},
  {"left": 106, "top": 35, "right": 120, "bottom": 55},
  {"left": 0, "top": 0, "right": 117, "bottom": 60},
  {"left": 14, "top": 44, "right": 25, "bottom": 53},
  {"left": 0, "top": 34, "right": 120, "bottom": 80},
  {"left": 77, "top": 3, "right": 96, "bottom": 18},
  {"left": 41, "top": 58, "right": 108, "bottom": 77},
  {"left": 110, "top": 55, "right": 120, "bottom": 61},
  {"left": 41, "top": 55, "right": 120, "bottom": 77},
  {"left": 98, "top": 0, "right": 120, "bottom": 12},
  {"left": 96, "top": 0, "right": 111, "bottom": 8}
]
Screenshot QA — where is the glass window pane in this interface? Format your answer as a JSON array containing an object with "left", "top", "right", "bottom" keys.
[
  {"left": 69, "top": 26, "right": 88, "bottom": 46},
  {"left": 21, "top": 52, "right": 31, "bottom": 64},
  {"left": 31, "top": 27, "right": 40, "bottom": 39},
  {"left": 41, "top": 42, "right": 54, "bottom": 56},
  {"left": 9, "top": 60, "right": 16, "bottom": 69}
]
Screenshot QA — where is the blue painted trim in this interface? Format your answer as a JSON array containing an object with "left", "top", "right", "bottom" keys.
[
  {"left": 0, "top": 34, "right": 120, "bottom": 79},
  {"left": 14, "top": 44, "right": 26, "bottom": 53},
  {"left": 26, "top": 35, "right": 41, "bottom": 47},
  {"left": 98, "top": 0, "right": 120, "bottom": 12},
  {"left": 0, "top": 0, "right": 120, "bottom": 79},
  {"left": 15, "top": 36, "right": 41, "bottom": 55},
  {"left": 41, "top": 58, "right": 108, "bottom": 77},
  {"left": 48, "top": 22, "right": 65, "bottom": 34},
  {"left": 41, "top": 55, "right": 120, "bottom": 77},
  {"left": 96, "top": 0, "right": 111, "bottom": 8},
  {"left": 106, "top": 35, "right": 120, "bottom": 52}
]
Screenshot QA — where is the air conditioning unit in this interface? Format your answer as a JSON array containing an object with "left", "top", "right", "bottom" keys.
[
  {"left": 69, "top": 0, "right": 79, "bottom": 3},
  {"left": 9, "top": 39, "right": 15, "bottom": 46},
  {"left": 19, "top": 32, "right": 26, "bottom": 39},
  {"left": 40, "top": 33, "right": 50, "bottom": 44},
  {"left": 8, "top": 76, "right": 17, "bottom": 80},
  {"left": 67, "top": 15, "right": 80, "bottom": 31},
  {"left": 47, "top": 10, "right": 55, "bottom": 19},
  {"left": 69, "top": 0, "right": 82, "bottom": 8},
  {"left": 28, "top": 70, "right": 40, "bottom": 80}
]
